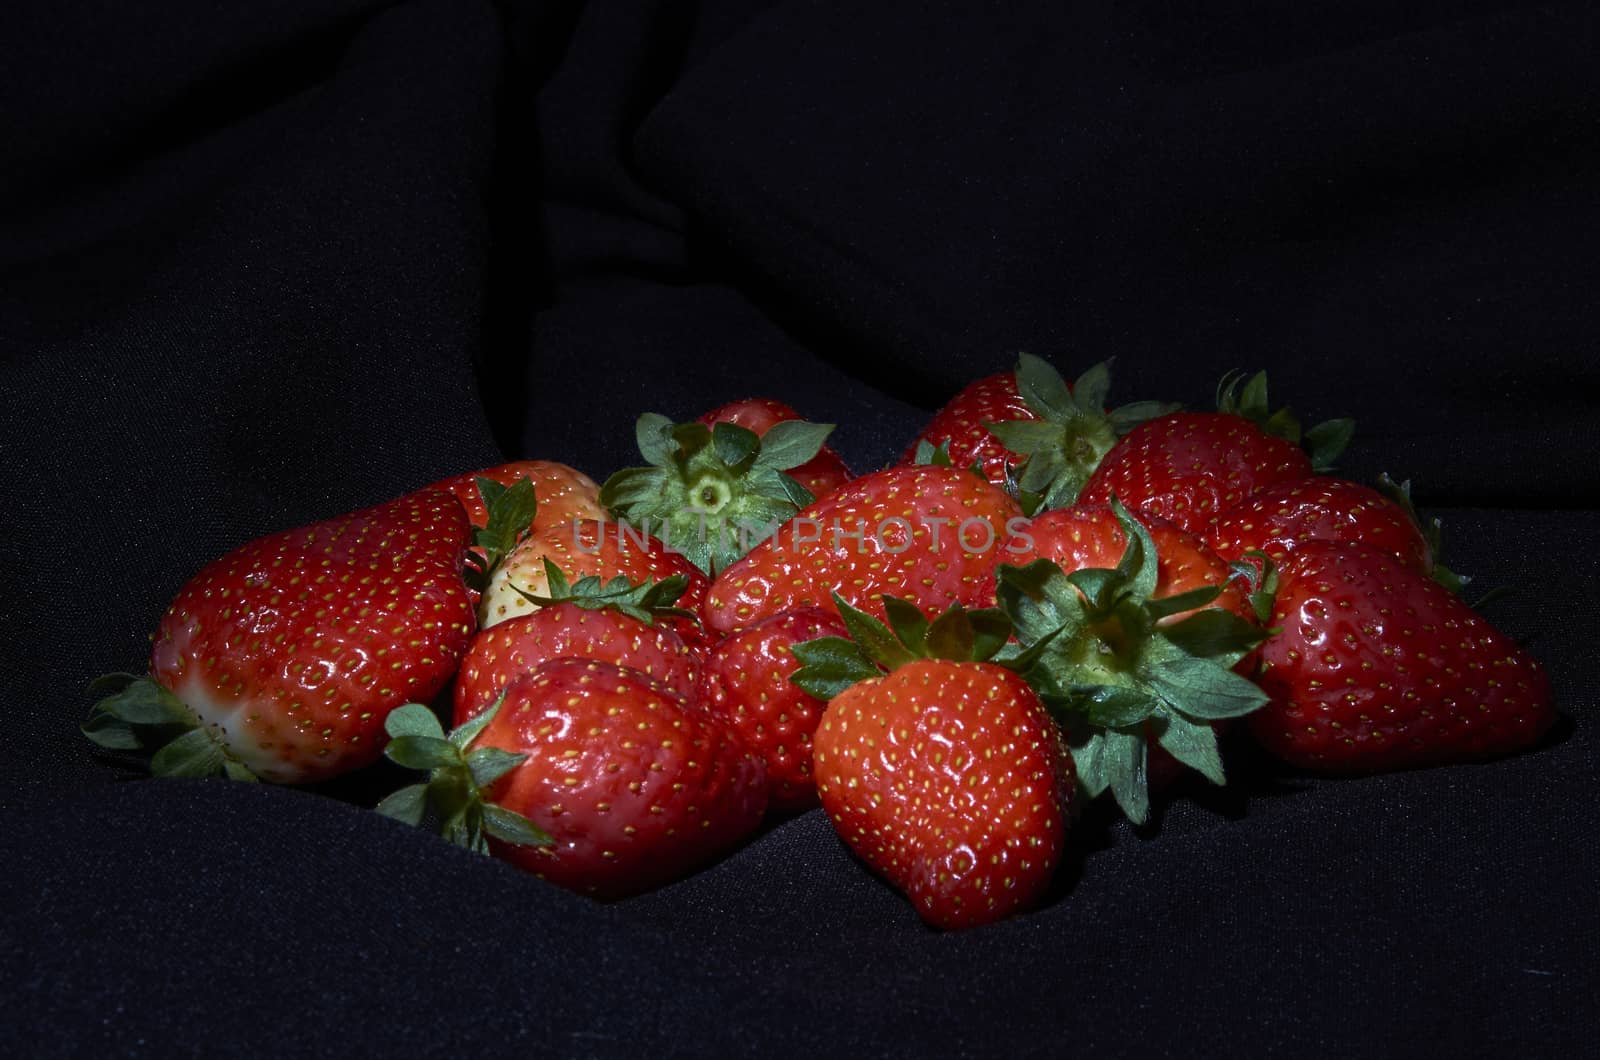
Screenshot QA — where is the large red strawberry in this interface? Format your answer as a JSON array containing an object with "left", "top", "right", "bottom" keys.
[
  {"left": 1249, "top": 540, "right": 1555, "bottom": 772},
  {"left": 699, "top": 398, "right": 853, "bottom": 499},
  {"left": 453, "top": 566, "right": 699, "bottom": 726},
  {"left": 696, "top": 607, "right": 848, "bottom": 812},
  {"left": 791, "top": 602, "right": 1074, "bottom": 930},
  {"left": 82, "top": 490, "right": 476, "bottom": 784},
  {"left": 1079, "top": 371, "right": 1353, "bottom": 535},
  {"left": 601, "top": 411, "right": 838, "bottom": 574},
  {"left": 704, "top": 464, "right": 1024, "bottom": 635},
  {"left": 380, "top": 660, "right": 767, "bottom": 898},
  {"left": 901, "top": 355, "right": 1174, "bottom": 507},
  {"left": 478, "top": 518, "right": 709, "bottom": 629},
  {"left": 989, "top": 501, "right": 1271, "bottom": 822}
]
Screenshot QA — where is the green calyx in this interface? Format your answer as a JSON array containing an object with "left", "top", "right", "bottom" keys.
[
  {"left": 1215, "top": 370, "right": 1356, "bottom": 472},
  {"left": 789, "top": 594, "right": 1053, "bottom": 701},
  {"left": 375, "top": 702, "right": 552, "bottom": 854},
  {"left": 986, "top": 355, "right": 1179, "bottom": 511},
  {"left": 464, "top": 477, "right": 539, "bottom": 594},
  {"left": 993, "top": 499, "right": 1271, "bottom": 825},
  {"left": 81, "top": 673, "right": 259, "bottom": 782},
  {"left": 510, "top": 558, "right": 693, "bottom": 626},
  {"left": 1374, "top": 473, "right": 1468, "bottom": 596},
  {"left": 600, "top": 414, "right": 834, "bottom": 575}
]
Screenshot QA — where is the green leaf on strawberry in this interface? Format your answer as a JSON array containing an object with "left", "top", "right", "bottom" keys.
[
  {"left": 82, "top": 673, "right": 260, "bottom": 781},
  {"left": 464, "top": 477, "right": 539, "bottom": 594},
  {"left": 600, "top": 414, "right": 834, "bottom": 575},
  {"left": 376, "top": 700, "right": 552, "bottom": 855},
  {"left": 507, "top": 558, "right": 693, "bottom": 625},
  {"left": 1215, "top": 369, "right": 1356, "bottom": 472},
  {"left": 790, "top": 593, "right": 1058, "bottom": 700},
  {"left": 986, "top": 355, "right": 1178, "bottom": 511},
  {"left": 993, "top": 499, "right": 1270, "bottom": 824}
]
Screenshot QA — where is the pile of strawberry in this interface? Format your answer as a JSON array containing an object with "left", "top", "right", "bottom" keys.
[{"left": 83, "top": 357, "right": 1556, "bottom": 930}]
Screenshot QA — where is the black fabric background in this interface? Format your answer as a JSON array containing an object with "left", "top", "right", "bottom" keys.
[{"left": 3, "top": 1, "right": 1597, "bottom": 1054}]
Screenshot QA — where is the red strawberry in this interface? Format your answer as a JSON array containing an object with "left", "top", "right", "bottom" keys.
[
  {"left": 1205, "top": 474, "right": 1471, "bottom": 594},
  {"left": 813, "top": 657, "right": 1073, "bottom": 930},
  {"left": 789, "top": 600, "right": 1077, "bottom": 928},
  {"left": 452, "top": 568, "right": 700, "bottom": 726},
  {"left": 703, "top": 464, "right": 1024, "bottom": 635},
  {"left": 696, "top": 607, "right": 848, "bottom": 812},
  {"left": 478, "top": 519, "right": 709, "bottom": 629},
  {"left": 427, "top": 459, "right": 605, "bottom": 534},
  {"left": 989, "top": 502, "right": 1270, "bottom": 822},
  {"left": 901, "top": 356, "right": 1174, "bottom": 506},
  {"left": 83, "top": 490, "right": 476, "bottom": 784},
  {"left": 1206, "top": 476, "right": 1427, "bottom": 570},
  {"left": 996, "top": 505, "right": 1256, "bottom": 625},
  {"left": 1250, "top": 541, "right": 1555, "bottom": 772},
  {"left": 700, "top": 398, "right": 853, "bottom": 499},
  {"left": 380, "top": 660, "right": 767, "bottom": 898},
  {"left": 1079, "top": 372, "right": 1352, "bottom": 534},
  {"left": 901, "top": 371, "right": 1031, "bottom": 482}
]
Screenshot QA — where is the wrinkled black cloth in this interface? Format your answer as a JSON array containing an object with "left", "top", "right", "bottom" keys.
[{"left": 3, "top": 1, "right": 1597, "bottom": 1055}]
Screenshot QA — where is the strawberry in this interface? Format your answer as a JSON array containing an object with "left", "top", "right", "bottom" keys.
[
  {"left": 1206, "top": 473, "right": 1466, "bottom": 594},
  {"left": 428, "top": 459, "right": 605, "bottom": 534},
  {"left": 379, "top": 660, "right": 768, "bottom": 898},
  {"left": 990, "top": 501, "right": 1271, "bottom": 822},
  {"left": 478, "top": 518, "right": 709, "bottom": 630},
  {"left": 696, "top": 607, "right": 848, "bottom": 812},
  {"left": 790, "top": 600, "right": 1074, "bottom": 929},
  {"left": 1079, "top": 371, "right": 1354, "bottom": 534},
  {"left": 82, "top": 490, "right": 476, "bottom": 784},
  {"left": 703, "top": 463, "right": 1024, "bottom": 635},
  {"left": 994, "top": 504, "right": 1257, "bottom": 625},
  {"left": 1249, "top": 540, "right": 1555, "bottom": 772},
  {"left": 901, "top": 355, "right": 1175, "bottom": 506},
  {"left": 421, "top": 463, "right": 605, "bottom": 608},
  {"left": 601, "top": 411, "right": 837, "bottom": 574},
  {"left": 452, "top": 564, "right": 699, "bottom": 726},
  {"left": 699, "top": 398, "right": 853, "bottom": 499}
]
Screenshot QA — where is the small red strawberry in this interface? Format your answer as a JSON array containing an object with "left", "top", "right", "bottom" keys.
[
  {"left": 380, "top": 660, "right": 768, "bottom": 898},
  {"left": 452, "top": 565, "right": 699, "bottom": 726},
  {"left": 704, "top": 463, "right": 1024, "bottom": 635},
  {"left": 989, "top": 501, "right": 1271, "bottom": 822},
  {"left": 82, "top": 490, "right": 476, "bottom": 784},
  {"left": 902, "top": 370, "right": 1031, "bottom": 481},
  {"left": 699, "top": 398, "right": 853, "bottom": 499},
  {"left": 478, "top": 518, "right": 710, "bottom": 629},
  {"left": 791, "top": 601, "right": 1075, "bottom": 930},
  {"left": 901, "top": 355, "right": 1174, "bottom": 506},
  {"left": 1249, "top": 540, "right": 1555, "bottom": 772},
  {"left": 1079, "top": 371, "right": 1353, "bottom": 534},
  {"left": 427, "top": 459, "right": 605, "bottom": 534},
  {"left": 696, "top": 607, "right": 848, "bottom": 812},
  {"left": 601, "top": 411, "right": 838, "bottom": 574}
]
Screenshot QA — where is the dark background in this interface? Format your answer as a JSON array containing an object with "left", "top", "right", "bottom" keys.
[{"left": 3, "top": 0, "right": 1597, "bottom": 1054}]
